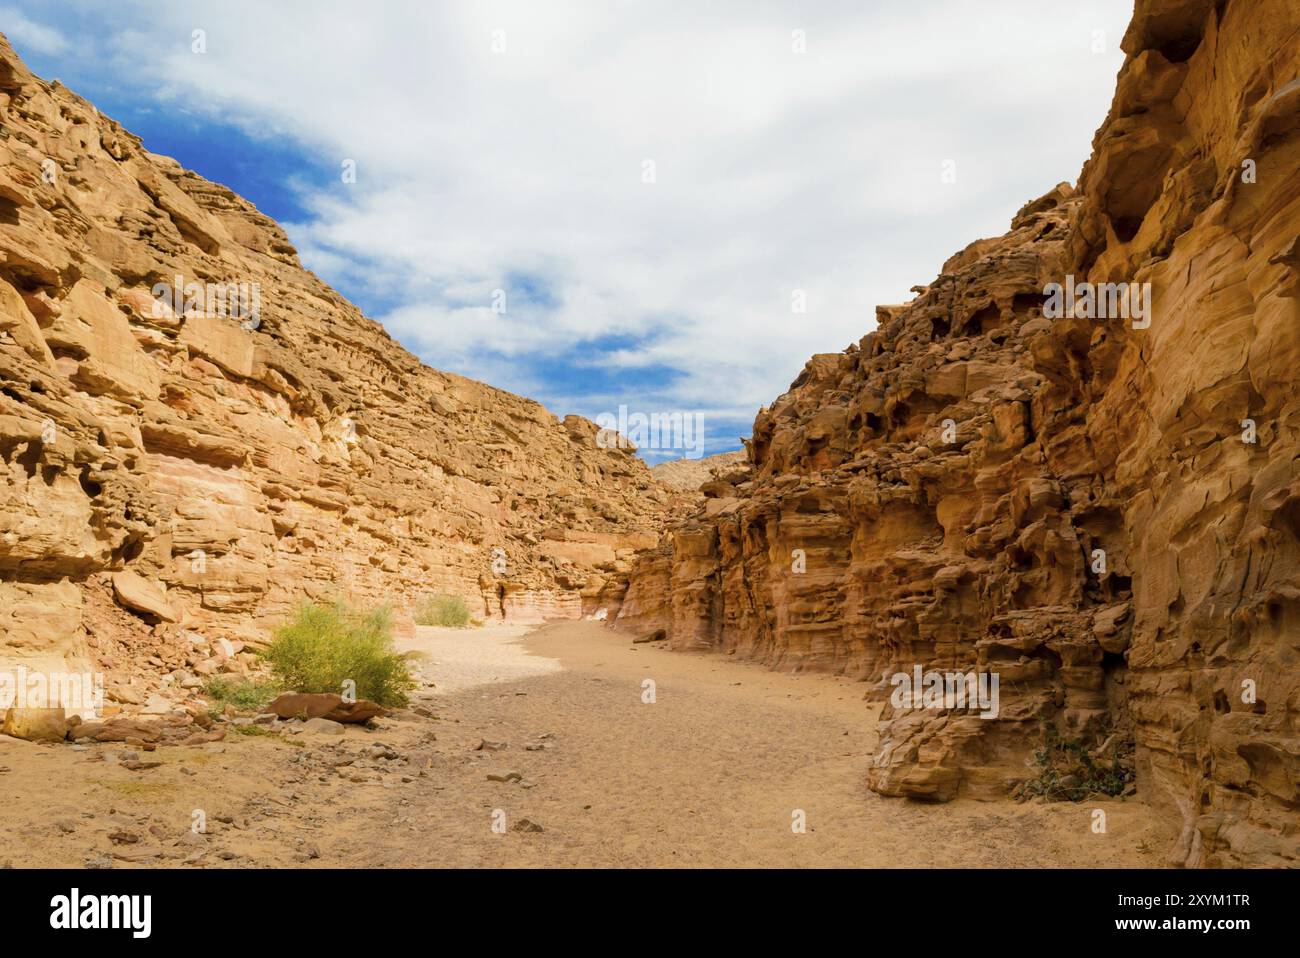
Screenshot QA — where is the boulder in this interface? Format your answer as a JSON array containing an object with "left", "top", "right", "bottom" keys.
[
  {"left": 264, "top": 692, "right": 386, "bottom": 724},
  {"left": 1, "top": 707, "right": 68, "bottom": 742},
  {"left": 111, "top": 571, "right": 179, "bottom": 623}
]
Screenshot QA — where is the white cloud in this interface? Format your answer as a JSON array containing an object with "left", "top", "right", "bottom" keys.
[
  {"left": 1, "top": 6, "right": 69, "bottom": 54},
  {"left": 13, "top": 1, "right": 1132, "bottom": 448}
]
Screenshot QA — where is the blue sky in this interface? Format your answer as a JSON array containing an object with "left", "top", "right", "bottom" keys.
[{"left": 1, "top": 1, "right": 1132, "bottom": 461}]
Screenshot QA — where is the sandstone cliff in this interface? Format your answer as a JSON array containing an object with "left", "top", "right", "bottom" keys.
[
  {"left": 616, "top": 0, "right": 1300, "bottom": 867},
  {"left": 0, "top": 34, "right": 677, "bottom": 713}
]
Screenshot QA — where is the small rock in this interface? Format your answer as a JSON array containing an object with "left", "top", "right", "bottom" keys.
[
  {"left": 476, "top": 739, "right": 507, "bottom": 751},
  {"left": 486, "top": 769, "right": 522, "bottom": 783},
  {"left": 140, "top": 695, "right": 177, "bottom": 716},
  {"left": 512, "top": 818, "right": 544, "bottom": 833},
  {"left": 300, "top": 717, "right": 346, "bottom": 738}
]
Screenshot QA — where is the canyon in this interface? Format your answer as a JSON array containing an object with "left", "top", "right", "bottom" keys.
[
  {"left": 2, "top": 0, "right": 1299, "bottom": 870},
  {"left": 615, "top": 0, "right": 1300, "bottom": 867},
  {"left": 0, "top": 27, "right": 690, "bottom": 718}
]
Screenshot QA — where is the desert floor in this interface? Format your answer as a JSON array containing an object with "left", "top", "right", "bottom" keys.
[{"left": 0, "top": 621, "right": 1175, "bottom": 867}]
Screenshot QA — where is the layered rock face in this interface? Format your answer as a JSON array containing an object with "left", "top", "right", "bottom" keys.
[
  {"left": 617, "top": 0, "right": 1299, "bottom": 866},
  {"left": 0, "top": 35, "right": 676, "bottom": 711}
]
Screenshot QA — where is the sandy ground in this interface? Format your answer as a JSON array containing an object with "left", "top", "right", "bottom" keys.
[{"left": 0, "top": 621, "right": 1175, "bottom": 868}]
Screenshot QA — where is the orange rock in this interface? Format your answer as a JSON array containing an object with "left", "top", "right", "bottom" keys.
[
  {"left": 1, "top": 707, "right": 68, "bottom": 742},
  {"left": 263, "top": 692, "right": 385, "bottom": 724}
]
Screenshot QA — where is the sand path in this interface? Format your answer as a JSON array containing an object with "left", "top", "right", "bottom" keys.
[{"left": 0, "top": 621, "right": 1174, "bottom": 868}]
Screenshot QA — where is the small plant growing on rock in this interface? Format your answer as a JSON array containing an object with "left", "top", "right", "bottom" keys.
[
  {"left": 413, "top": 593, "right": 472, "bottom": 628},
  {"left": 203, "top": 676, "right": 281, "bottom": 713},
  {"left": 262, "top": 599, "right": 415, "bottom": 708},
  {"left": 1018, "top": 725, "right": 1133, "bottom": 802}
]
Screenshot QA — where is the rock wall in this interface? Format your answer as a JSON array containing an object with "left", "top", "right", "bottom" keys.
[
  {"left": 0, "top": 34, "right": 677, "bottom": 711},
  {"left": 616, "top": 0, "right": 1300, "bottom": 867}
]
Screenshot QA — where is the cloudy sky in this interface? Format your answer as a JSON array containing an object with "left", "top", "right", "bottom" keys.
[{"left": 3, "top": 1, "right": 1132, "bottom": 460}]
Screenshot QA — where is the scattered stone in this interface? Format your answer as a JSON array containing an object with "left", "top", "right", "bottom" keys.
[
  {"left": 486, "top": 769, "right": 523, "bottom": 783},
  {"left": 178, "top": 729, "right": 226, "bottom": 746},
  {"left": 512, "top": 818, "right": 544, "bottom": 833}
]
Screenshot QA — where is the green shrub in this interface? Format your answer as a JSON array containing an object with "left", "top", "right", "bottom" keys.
[
  {"left": 413, "top": 593, "right": 471, "bottom": 628},
  {"left": 1020, "top": 725, "right": 1133, "bottom": 802},
  {"left": 262, "top": 599, "right": 415, "bottom": 708},
  {"left": 203, "top": 676, "right": 281, "bottom": 712}
]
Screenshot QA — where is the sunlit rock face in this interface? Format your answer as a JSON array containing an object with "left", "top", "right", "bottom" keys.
[
  {"left": 617, "top": 0, "right": 1300, "bottom": 867},
  {"left": 0, "top": 34, "right": 680, "bottom": 717}
]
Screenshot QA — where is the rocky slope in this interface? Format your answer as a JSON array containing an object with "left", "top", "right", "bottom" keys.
[
  {"left": 0, "top": 34, "right": 678, "bottom": 715},
  {"left": 649, "top": 451, "right": 747, "bottom": 492},
  {"left": 616, "top": 0, "right": 1300, "bottom": 867}
]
